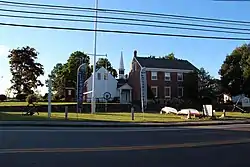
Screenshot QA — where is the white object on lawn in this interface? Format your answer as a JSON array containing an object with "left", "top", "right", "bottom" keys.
[
  {"left": 178, "top": 109, "right": 200, "bottom": 116},
  {"left": 203, "top": 105, "right": 213, "bottom": 116},
  {"left": 160, "top": 107, "right": 178, "bottom": 114}
]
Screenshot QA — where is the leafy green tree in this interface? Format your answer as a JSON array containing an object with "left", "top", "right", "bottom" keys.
[
  {"left": 184, "top": 68, "right": 220, "bottom": 100},
  {"left": 47, "top": 51, "right": 91, "bottom": 98},
  {"left": 95, "top": 58, "right": 118, "bottom": 78},
  {"left": 8, "top": 46, "right": 44, "bottom": 95},
  {"left": 219, "top": 44, "right": 250, "bottom": 96},
  {"left": 159, "top": 53, "right": 177, "bottom": 60}
]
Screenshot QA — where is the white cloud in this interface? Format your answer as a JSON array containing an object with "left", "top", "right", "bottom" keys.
[{"left": 0, "top": 45, "right": 9, "bottom": 57}]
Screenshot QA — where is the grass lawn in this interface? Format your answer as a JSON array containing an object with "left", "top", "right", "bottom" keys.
[
  {"left": 0, "top": 102, "right": 75, "bottom": 106},
  {"left": 0, "top": 112, "right": 204, "bottom": 122},
  {"left": 1, "top": 111, "right": 250, "bottom": 122},
  {"left": 0, "top": 102, "right": 120, "bottom": 106}
]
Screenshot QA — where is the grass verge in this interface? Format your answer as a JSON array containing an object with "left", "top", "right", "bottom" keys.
[
  {"left": 0, "top": 112, "right": 204, "bottom": 122},
  {"left": 0, "top": 102, "right": 119, "bottom": 106}
]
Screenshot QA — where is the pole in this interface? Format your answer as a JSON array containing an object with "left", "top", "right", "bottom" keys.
[
  {"left": 48, "top": 78, "right": 52, "bottom": 119},
  {"left": 91, "top": 0, "right": 98, "bottom": 114}
]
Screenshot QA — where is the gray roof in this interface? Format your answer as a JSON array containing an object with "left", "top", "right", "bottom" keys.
[{"left": 135, "top": 57, "right": 197, "bottom": 70}]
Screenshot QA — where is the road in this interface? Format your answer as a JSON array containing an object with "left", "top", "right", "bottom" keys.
[{"left": 1, "top": 124, "right": 250, "bottom": 167}]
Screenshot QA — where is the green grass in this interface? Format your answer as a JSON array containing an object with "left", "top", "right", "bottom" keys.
[
  {"left": 0, "top": 101, "right": 119, "bottom": 106},
  {"left": 1, "top": 111, "right": 250, "bottom": 122},
  {"left": 0, "top": 112, "right": 200, "bottom": 122}
]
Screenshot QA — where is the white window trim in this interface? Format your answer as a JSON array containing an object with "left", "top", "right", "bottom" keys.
[
  {"left": 177, "top": 73, "right": 183, "bottom": 81},
  {"left": 151, "top": 86, "right": 158, "bottom": 97},
  {"left": 68, "top": 90, "right": 72, "bottom": 96},
  {"left": 164, "top": 86, "right": 171, "bottom": 98},
  {"left": 151, "top": 71, "right": 157, "bottom": 80},
  {"left": 165, "top": 72, "right": 171, "bottom": 81},
  {"left": 178, "top": 87, "right": 184, "bottom": 97},
  {"left": 104, "top": 73, "right": 108, "bottom": 80},
  {"left": 145, "top": 68, "right": 193, "bottom": 73}
]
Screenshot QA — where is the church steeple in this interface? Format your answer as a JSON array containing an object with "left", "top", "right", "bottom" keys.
[{"left": 119, "top": 51, "right": 125, "bottom": 79}]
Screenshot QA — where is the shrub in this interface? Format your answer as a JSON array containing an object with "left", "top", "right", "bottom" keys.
[
  {"left": 0, "top": 94, "right": 7, "bottom": 102},
  {"left": 166, "top": 97, "right": 184, "bottom": 110},
  {"left": 26, "top": 94, "right": 38, "bottom": 105},
  {"left": 16, "top": 94, "right": 28, "bottom": 101}
]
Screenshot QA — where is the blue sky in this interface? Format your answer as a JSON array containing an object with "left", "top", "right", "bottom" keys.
[{"left": 0, "top": 0, "right": 250, "bottom": 95}]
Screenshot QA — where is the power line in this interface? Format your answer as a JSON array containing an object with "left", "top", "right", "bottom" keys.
[
  {"left": 1, "top": 3, "right": 250, "bottom": 27},
  {"left": 0, "top": 0, "right": 250, "bottom": 25},
  {"left": 0, "top": 22, "right": 250, "bottom": 41},
  {"left": 1, "top": 13, "right": 250, "bottom": 35},
  {"left": 1, "top": 8, "right": 250, "bottom": 33}
]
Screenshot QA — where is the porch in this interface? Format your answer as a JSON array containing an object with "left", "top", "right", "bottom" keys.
[{"left": 118, "top": 83, "right": 132, "bottom": 104}]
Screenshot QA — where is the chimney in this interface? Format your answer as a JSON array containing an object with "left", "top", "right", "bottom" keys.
[{"left": 134, "top": 50, "right": 137, "bottom": 57}]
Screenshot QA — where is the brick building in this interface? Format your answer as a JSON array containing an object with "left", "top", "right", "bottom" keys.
[{"left": 128, "top": 50, "right": 197, "bottom": 103}]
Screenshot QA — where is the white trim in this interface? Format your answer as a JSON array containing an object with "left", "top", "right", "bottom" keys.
[
  {"left": 164, "top": 72, "right": 171, "bottom": 81},
  {"left": 177, "top": 87, "right": 184, "bottom": 97},
  {"left": 134, "top": 57, "right": 142, "bottom": 68},
  {"left": 177, "top": 73, "right": 183, "bottom": 81},
  {"left": 151, "top": 86, "right": 158, "bottom": 97},
  {"left": 151, "top": 71, "right": 158, "bottom": 80},
  {"left": 118, "top": 83, "right": 133, "bottom": 90},
  {"left": 146, "top": 68, "right": 193, "bottom": 73},
  {"left": 164, "top": 86, "right": 171, "bottom": 98}
]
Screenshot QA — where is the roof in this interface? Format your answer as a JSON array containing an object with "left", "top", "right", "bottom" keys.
[
  {"left": 135, "top": 57, "right": 197, "bottom": 70},
  {"left": 116, "top": 78, "right": 128, "bottom": 88}
]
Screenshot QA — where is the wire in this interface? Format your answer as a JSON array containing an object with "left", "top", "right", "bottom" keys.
[
  {"left": 2, "top": 13, "right": 250, "bottom": 35},
  {"left": 1, "top": 0, "right": 250, "bottom": 25},
  {"left": 0, "top": 14, "right": 250, "bottom": 35},
  {"left": 1, "top": 22, "right": 250, "bottom": 41},
  {"left": 2, "top": 3, "right": 250, "bottom": 27},
  {"left": 1, "top": 8, "right": 250, "bottom": 33}
]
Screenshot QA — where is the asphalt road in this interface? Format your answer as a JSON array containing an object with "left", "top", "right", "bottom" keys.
[{"left": 1, "top": 124, "right": 250, "bottom": 167}]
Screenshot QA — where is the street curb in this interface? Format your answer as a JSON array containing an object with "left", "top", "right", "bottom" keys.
[{"left": 1, "top": 120, "right": 250, "bottom": 127}]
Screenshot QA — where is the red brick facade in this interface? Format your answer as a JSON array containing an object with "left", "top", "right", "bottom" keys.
[{"left": 128, "top": 55, "right": 193, "bottom": 102}]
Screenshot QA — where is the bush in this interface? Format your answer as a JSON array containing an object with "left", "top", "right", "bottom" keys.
[
  {"left": 16, "top": 94, "right": 28, "bottom": 101},
  {"left": 0, "top": 94, "right": 7, "bottom": 102},
  {"left": 166, "top": 97, "right": 184, "bottom": 110},
  {"left": 26, "top": 94, "right": 38, "bottom": 105}
]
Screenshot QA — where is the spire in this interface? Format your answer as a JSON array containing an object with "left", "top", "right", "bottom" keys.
[{"left": 119, "top": 51, "right": 125, "bottom": 79}]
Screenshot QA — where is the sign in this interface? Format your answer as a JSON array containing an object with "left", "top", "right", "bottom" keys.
[
  {"left": 242, "top": 97, "right": 250, "bottom": 107},
  {"left": 203, "top": 105, "right": 213, "bottom": 117},
  {"left": 103, "top": 92, "right": 111, "bottom": 100},
  {"left": 77, "top": 64, "right": 86, "bottom": 113},
  {"left": 140, "top": 67, "right": 147, "bottom": 112}
]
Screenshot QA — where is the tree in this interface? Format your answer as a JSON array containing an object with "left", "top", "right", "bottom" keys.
[
  {"left": 95, "top": 58, "right": 118, "bottom": 78},
  {"left": 219, "top": 44, "right": 250, "bottom": 96},
  {"left": 159, "top": 53, "right": 178, "bottom": 60},
  {"left": 184, "top": 68, "right": 220, "bottom": 101},
  {"left": 8, "top": 46, "right": 44, "bottom": 95},
  {"left": 47, "top": 51, "right": 91, "bottom": 98}
]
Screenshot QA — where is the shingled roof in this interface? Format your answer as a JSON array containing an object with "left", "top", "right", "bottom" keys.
[{"left": 135, "top": 57, "right": 197, "bottom": 70}]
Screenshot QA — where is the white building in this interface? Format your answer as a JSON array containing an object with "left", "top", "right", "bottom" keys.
[{"left": 84, "top": 52, "right": 133, "bottom": 104}]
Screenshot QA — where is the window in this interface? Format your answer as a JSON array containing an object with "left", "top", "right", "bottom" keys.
[
  {"left": 151, "top": 86, "right": 158, "bottom": 97},
  {"left": 165, "top": 72, "right": 171, "bottom": 81},
  {"left": 97, "top": 73, "right": 101, "bottom": 80},
  {"left": 68, "top": 90, "right": 72, "bottom": 96},
  {"left": 164, "top": 87, "right": 171, "bottom": 98},
  {"left": 104, "top": 73, "right": 108, "bottom": 80},
  {"left": 177, "top": 73, "right": 183, "bottom": 81},
  {"left": 178, "top": 87, "right": 184, "bottom": 97},
  {"left": 151, "top": 72, "right": 157, "bottom": 80}
]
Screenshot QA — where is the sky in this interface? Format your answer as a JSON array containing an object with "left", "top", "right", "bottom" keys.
[{"left": 0, "top": 0, "right": 250, "bottom": 96}]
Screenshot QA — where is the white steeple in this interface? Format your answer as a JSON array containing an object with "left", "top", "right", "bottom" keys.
[{"left": 119, "top": 51, "right": 125, "bottom": 79}]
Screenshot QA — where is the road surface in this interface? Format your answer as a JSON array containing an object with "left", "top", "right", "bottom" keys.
[{"left": 1, "top": 124, "right": 250, "bottom": 167}]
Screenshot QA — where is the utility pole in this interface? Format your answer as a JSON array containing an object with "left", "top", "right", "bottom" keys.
[{"left": 91, "top": 0, "right": 99, "bottom": 114}]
